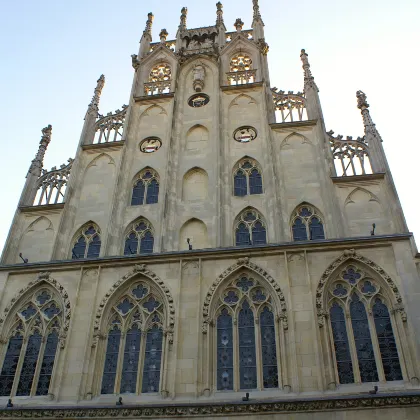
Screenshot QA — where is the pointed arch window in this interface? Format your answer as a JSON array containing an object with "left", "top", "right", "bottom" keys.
[
  {"left": 228, "top": 53, "right": 256, "bottom": 85},
  {"left": 100, "top": 281, "right": 166, "bottom": 395},
  {"left": 131, "top": 169, "right": 160, "bottom": 206},
  {"left": 235, "top": 209, "right": 267, "bottom": 246},
  {"left": 215, "top": 275, "right": 279, "bottom": 390},
  {"left": 0, "top": 287, "right": 63, "bottom": 397},
  {"left": 144, "top": 63, "right": 172, "bottom": 96},
  {"left": 328, "top": 265, "right": 403, "bottom": 384},
  {"left": 124, "top": 219, "right": 154, "bottom": 255},
  {"left": 291, "top": 204, "right": 325, "bottom": 241},
  {"left": 71, "top": 223, "right": 101, "bottom": 259},
  {"left": 233, "top": 159, "right": 263, "bottom": 196}
]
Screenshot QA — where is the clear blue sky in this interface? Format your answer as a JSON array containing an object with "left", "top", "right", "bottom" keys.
[{"left": 0, "top": 0, "right": 419, "bottom": 254}]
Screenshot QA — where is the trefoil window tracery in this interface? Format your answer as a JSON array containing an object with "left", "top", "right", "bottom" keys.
[
  {"left": 124, "top": 219, "right": 154, "bottom": 255},
  {"left": 71, "top": 223, "right": 101, "bottom": 259},
  {"left": 144, "top": 63, "right": 172, "bottom": 96},
  {"left": 131, "top": 169, "right": 160, "bottom": 206},
  {"left": 227, "top": 53, "right": 256, "bottom": 85},
  {"left": 291, "top": 204, "right": 325, "bottom": 241},
  {"left": 233, "top": 159, "right": 263, "bottom": 197},
  {"left": 235, "top": 209, "right": 267, "bottom": 246}
]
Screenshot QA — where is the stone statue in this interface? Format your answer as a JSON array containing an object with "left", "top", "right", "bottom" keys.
[{"left": 193, "top": 63, "right": 206, "bottom": 92}]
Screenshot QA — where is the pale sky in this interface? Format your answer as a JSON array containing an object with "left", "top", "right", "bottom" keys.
[{"left": 0, "top": 0, "right": 419, "bottom": 256}]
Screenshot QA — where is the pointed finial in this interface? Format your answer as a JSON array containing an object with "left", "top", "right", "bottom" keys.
[
  {"left": 28, "top": 125, "right": 52, "bottom": 177},
  {"left": 180, "top": 7, "right": 188, "bottom": 29},
  {"left": 144, "top": 12, "right": 154, "bottom": 36},
  {"left": 160, "top": 29, "right": 168, "bottom": 43},
  {"left": 300, "top": 49, "right": 318, "bottom": 92},
  {"left": 252, "top": 0, "right": 264, "bottom": 24},
  {"left": 216, "top": 2, "right": 224, "bottom": 26},
  {"left": 356, "top": 91, "right": 381, "bottom": 140},
  {"left": 356, "top": 90, "right": 369, "bottom": 109},
  {"left": 234, "top": 18, "right": 244, "bottom": 32},
  {"left": 88, "top": 74, "right": 105, "bottom": 113}
]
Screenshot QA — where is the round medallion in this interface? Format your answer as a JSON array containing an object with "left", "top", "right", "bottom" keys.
[
  {"left": 140, "top": 137, "right": 162, "bottom": 153},
  {"left": 188, "top": 93, "right": 210, "bottom": 108},
  {"left": 233, "top": 126, "right": 257, "bottom": 143}
]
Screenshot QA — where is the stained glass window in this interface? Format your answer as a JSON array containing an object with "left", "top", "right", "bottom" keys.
[
  {"left": 292, "top": 218, "right": 307, "bottom": 241},
  {"left": 217, "top": 308, "right": 233, "bottom": 390},
  {"left": 0, "top": 334, "right": 23, "bottom": 396},
  {"left": 233, "top": 160, "right": 263, "bottom": 196},
  {"left": 291, "top": 204, "right": 325, "bottom": 241},
  {"left": 309, "top": 217, "right": 325, "bottom": 240},
  {"left": 142, "top": 327, "right": 163, "bottom": 393},
  {"left": 236, "top": 223, "right": 250, "bottom": 246},
  {"left": 101, "top": 326, "right": 121, "bottom": 394},
  {"left": 120, "top": 326, "right": 141, "bottom": 393},
  {"left": 72, "top": 224, "right": 101, "bottom": 259},
  {"left": 252, "top": 221, "right": 267, "bottom": 245},
  {"left": 36, "top": 331, "right": 59, "bottom": 395},
  {"left": 235, "top": 209, "right": 267, "bottom": 246},
  {"left": 234, "top": 171, "right": 247, "bottom": 197},
  {"left": 249, "top": 169, "right": 263, "bottom": 195},
  {"left": 260, "top": 307, "right": 278, "bottom": 388},
  {"left": 124, "top": 219, "right": 154, "bottom": 255},
  {"left": 131, "top": 169, "right": 159, "bottom": 205}
]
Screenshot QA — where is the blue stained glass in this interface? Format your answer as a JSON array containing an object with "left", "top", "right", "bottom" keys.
[
  {"left": 72, "top": 236, "right": 86, "bottom": 259},
  {"left": 140, "top": 231, "right": 154, "bottom": 254},
  {"left": 236, "top": 223, "right": 250, "bottom": 246},
  {"left": 36, "top": 291, "right": 51, "bottom": 305},
  {"left": 124, "top": 232, "right": 138, "bottom": 255},
  {"left": 143, "top": 296, "right": 160, "bottom": 312},
  {"left": 330, "top": 302, "right": 354, "bottom": 384},
  {"left": 36, "top": 331, "right": 59, "bottom": 395},
  {"left": 120, "top": 326, "right": 141, "bottom": 393},
  {"left": 224, "top": 291, "right": 239, "bottom": 304},
  {"left": 292, "top": 218, "right": 307, "bottom": 241},
  {"left": 85, "top": 226, "right": 96, "bottom": 235},
  {"left": 21, "top": 304, "right": 37, "bottom": 319},
  {"left": 131, "top": 181, "right": 145, "bottom": 206},
  {"left": 260, "top": 307, "right": 278, "bottom": 388},
  {"left": 101, "top": 326, "right": 121, "bottom": 394},
  {"left": 143, "top": 171, "right": 153, "bottom": 179},
  {"left": 244, "top": 212, "right": 257, "bottom": 222},
  {"left": 238, "top": 300, "right": 257, "bottom": 389},
  {"left": 43, "top": 303, "right": 60, "bottom": 319},
  {"left": 217, "top": 308, "right": 233, "bottom": 390},
  {"left": 117, "top": 298, "right": 134, "bottom": 315},
  {"left": 343, "top": 268, "right": 361, "bottom": 285},
  {"left": 242, "top": 161, "right": 253, "bottom": 169},
  {"left": 0, "top": 334, "right": 23, "bottom": 396},
  {"left": 249, "top": 169, "right": 263, "bottom": 195},
  {"left": 252, "top": 289, "right": 266, "bottom": 302},
  {"left": 236, "top": 277, "right": 254, "bottom": 292},
  {"left": 252, "top": 221, "right": 267, "bottom": 245},
  {"left": 361, "top": 281, "right": 376, "bottom": 295},
  {"left": 146, "top": 179, "right": 159, "bottom": 204},
  {"left": 333, "top": 284, "right": 348, "bottom": 297},
  {"left": 132, "top": 284, "right": 148, "bottom": 299},
  {"left": 142, "top": 327, "right": 163, "bottom": 393},
  {"left": 87, "top": 235, "right": 101, "bottom": 258},
  {"left": 16, "top": 332, "right": 42, "bottom": 396},
  {"left": 350, "top": 294, "right": 378, "bottom": 382},
  {"left": 234, "top": 171, "right": 247, "bottom": 196},
  {"left": 309, "top": 217, "right": 325, "bottom": 240},
  {"left": 136, "top": 222, "right": 147, "bottom": 231},
  {"left": 373, "top": 299, "right": 402, "bottom": 381},
  {"left": 299, "top": 207, "right": 312, "bottom": 217}
]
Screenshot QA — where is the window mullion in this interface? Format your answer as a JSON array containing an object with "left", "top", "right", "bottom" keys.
[
  {"left": 11, "top": 335, "right": 28, "bottom": 397},
  {"left": 255, "top": 315, "right": 263, "bottom": 390},
  {"left": 326, "top": 312, "right": 340, "bottom": 386},
  {"left": 233, "top": 316, "right": 239, "bottom": 392},
  {"left": 276, "top": 317, "right": 286, "bottom": 390},
  {"left": 30, "top": 335, "right": 47, "bottom": 396},
  {"left": 367, "top": 307, "right": 386, "bottom": 382},
  {"left": 114, "top": 331, "right": 126, "bottom": 394},
  {"left": 246, "top": 174, "right": 250, "bottom": 195},
  {"left": 345, "top": 308, "right": 361, "bottom": 383},
  {"left": 137, "top": 330, "right": 147, "bottom": 394}
]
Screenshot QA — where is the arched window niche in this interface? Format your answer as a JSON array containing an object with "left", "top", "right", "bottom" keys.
[
  {"left": 124, "top": 218, "right": 155, "bottom": 255},
  {"left": 89, "top": 266, "right": 175, "bottom": 398},
  {"left": 71, "top": 222, "right": 101, "bottom": 259},
  {"left": 0, "top": 274, "right": 70, "bottom": 397},
  {"left": 201, "top": 259, "right": 288, "bottom": 394},
  {"left": 234, "top": 208, "right": 267, "bottom": 247},
  {"left": 317, "top": 251, "right": 416, "bottom": 389},
  {"left": 131, "top": 168, "right": 160, "bottom": 206},
  {"left": 233, "top": 158, "right": 263, "bottom": 197},
  {"left": 291, "top": 203, "right": 325, "bottom": 241}
]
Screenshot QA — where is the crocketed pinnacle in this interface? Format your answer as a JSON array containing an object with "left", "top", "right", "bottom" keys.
[
  {"left": 216, "top": 2, "right": 224, "bottom": 26},
  {"left": 252, "top": 0, "right": 264, "bottom": 24},
  {"left": 356, "top": 90, "right": 383, "bottom": 141},
  {"left": 88, "top": 74, "right": 105, "bottom": 112},
  {"left": 28, "top": 125, "right": 52, "bottom": 177},
  {"left": 144, "top": 12, "right": 154, "bottom": 36},
  {"left": 300, "top": 49, "right": 318, "bottom": 92},
  {"left": 180, "top": 7, "right": 188, "bottom": 30}
]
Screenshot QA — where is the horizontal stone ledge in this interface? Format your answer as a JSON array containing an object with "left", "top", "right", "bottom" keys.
[
  {"left": 0, "top": 391, "right": 419, "bottom": 418},
  {"left": 331, "top": 172, "right": 386, "bottom": 183},
  {"left": 134, "top": 93, "right": 175, "bottom": 103},
  {"left": 270, "top": 119, "right": 318, "bottom": 130},
  {"left": 19, "top": 203, "right": 65, "bottom": 213},
  {"left": 82, "top": 141, "right": 125, "bottom": 151},
  {"left": 221, "top": 82, "right": 264, "bottom": 91}
]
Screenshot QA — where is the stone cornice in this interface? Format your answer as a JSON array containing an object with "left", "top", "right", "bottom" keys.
[
  {"left": 331, "top": 172, "right": 386, "bottom": 184},
  {"left": 270, "top": 119, "right": 317, "bottom": 130},
  {"left": 19, "top": 203, "right": 65, "bottom": 213},
  {"left": 221, "top": 82, "right": 263, "bottom": 92},
  {"left": 0, "top": 234, "right": 412, "bottom": 273},
  {"left": 0, "top": 392, "right": 419, "bottom": 418},
  {"left": 134, "top": 93, "right": 175, "bottom": 104},
  {"left": 82, "top": 141, "right": 125, "bottom": 152}
]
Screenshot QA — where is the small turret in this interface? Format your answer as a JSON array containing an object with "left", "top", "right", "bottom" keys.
[
  {"left": 216, "top": 2, "right": 226, "bottom": 47},
  {"left": 176, "top": 7, "right": 188, "bottom": 51},
  {"left": 139, "top": 12, "right": 154, "bottom": 58},
  {"left": 251, "top": 0, "right": 265, "bottom": 40}
]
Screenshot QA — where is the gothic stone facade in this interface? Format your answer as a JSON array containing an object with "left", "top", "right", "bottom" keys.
[{"left": 0, "top": 2, "right": 420, "bottom": 419}]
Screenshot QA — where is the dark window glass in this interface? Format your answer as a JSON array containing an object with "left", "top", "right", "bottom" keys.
[
  {"left": 234, "top": 170, "right": 247, "bottom": 196},
  {"left": 87, "top": 235, "right": 101, "bottom": 258},
  {"left": 292, "top": 218, "right": 307, "bottom": 241},
  {"left": 330, "top": 303, "right": 354, "bottom": 384},
  {"left": 101, "top": 326, "right": 121, "bottom": 394},
  {"left": 131, "top": 181, "right": 145, "bottom": 206},
  {"left": 260, "top": 307, "right": 278, "bottom": 388},
  {"left": 236, "top": 223, "right": 250, "bottom": 246},
  {"left": 142, "top": 327, "right": 163, "bottom": 393},
  {"left": 252, "top": 221, "right": 267, "bottom": 245},
  {"left": 249, "top": 169, "right": 263, "bottom": 195},
  {"left": 16, "top": 332, "right": 42, "bottom": 396},
  {"left": 238, "top": 300, "right": 257, "bottom": 389},
  {"left": 72, "top": 237, "right": 86, "bottom": 259},
  {"left": 350, "top": 294, "right": 378, "bottom": 382},
  {"left": 140, "top": 231, "right": 154, "bottom": 254},
  {"left": 373, "top": 299, "right": 403, "bottom": 381},
  {"left": 217, "top": 308, "right": 233, "bottom": 390},
  {"left": 120, "top": 326, "right": 141, "bottom": 393},
  {"left": 309, "top": 217, "right": 325, "bottom": 240},
  {"left": 0, "top": 334, "right": 23, "bottom": 396},
  {"left": 146, "top": 179, "right": 159, "bottom": 204},
  {"left": 36, "top": 331, "right": 59, "bottom": 395},
  {"left": 124, "top": 233, "right": 138, "bottom": 255}
]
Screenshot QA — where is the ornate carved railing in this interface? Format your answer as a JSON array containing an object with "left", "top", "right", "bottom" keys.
[
  {"left": 328, "top": 131, "right": 372, "bottom": 176},
  {"left": 34, "top": 159, "right": 74, "bottom": 206},
  {"left": 93, "top": 106, "right": 128, "bottom": 144},
  {"left": 272, "top": 89, "right": 308, "bottom": 123},
  {"left": 226, "top": 69, "right": 257, "bottom": 85},
  {"left": 225, "top": 30, "right": 253, "bottom": 43},
  {"left": 149, "top": 40, "right": 176, "bottom": 53},
  {"left": 144, "top": 80, "right": 172, "bottom": 96}
]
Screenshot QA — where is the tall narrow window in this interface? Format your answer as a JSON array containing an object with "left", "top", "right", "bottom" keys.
[
  {"left": 0, "top": 287, "right": 64, "bottom": 397},
  {"left": 214, "top": 275, "right": 280, "bottom": 391},
  {"left": 233, "top": 159, "right": 263, "bottom": 196},
  {"left": 99, "top": 281, "right": 166, "bottom": 395},
  {"left": 327, "top": 265, "right": 403, "bottom": 384},
  {"left": 291, "top": 204, "right": 325, "bottom": 241},
  {"left": 124, "top": 219, "right": 154, "bottom": 255},
  {"left": 235, "top": 209, "right": 267, "bottom": 246},
  {"left": 71, "top": 224, "right": 101, "bottom": 259},
  {"left": 131, "top": 169, "right": 160, "bottom": 206}
]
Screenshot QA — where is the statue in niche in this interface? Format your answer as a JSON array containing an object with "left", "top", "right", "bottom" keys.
[{"left": 193, "top": 63, "right": 206, "bottom": 92}]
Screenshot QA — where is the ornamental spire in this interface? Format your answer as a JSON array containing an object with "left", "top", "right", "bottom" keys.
[
  {"left": 179, "top": 7, "right": 187, "bottom": 30},
  {"left": 144, "top": 12, "right": 154, "bottom": 37},
  {"left": 300, "top": 49, "right": 318, "bottom": 92},
  {"left": 252, "top": 0, "right": 264, "bottom": 24},
  {"left": 356, "top": 90, "right": 383, "bottom": 141},
  {"left": 216, "top": 2, "right": 224, "bottom": 26},
  {"left": 87, "top": 74, "right": 105, "bottom": 114},
  {"left": 28, "top": 125, "right": 52, "bottom": 177}
]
